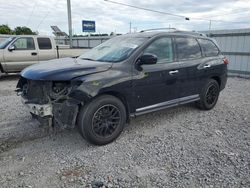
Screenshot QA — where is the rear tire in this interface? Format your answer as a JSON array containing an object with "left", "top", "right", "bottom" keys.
[
  {"left": 77, "top": 95, "right": 126, "bottom": 145},
  {"left": 196, "top": 79, "right": 220, "bottom": 110}
]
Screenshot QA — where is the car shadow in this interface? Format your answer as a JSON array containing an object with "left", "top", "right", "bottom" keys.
[
  {"left": 0, "top": 103, "right": 200, "bottom": 153},
  {"left": 40, "top": 104, "right": 199, "bottom": 147}
]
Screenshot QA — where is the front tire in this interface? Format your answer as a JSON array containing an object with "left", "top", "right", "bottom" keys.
[
  {"left": 77, "top": 95, "right": 126, "bottom": 145},
  {"left": 196, "top": 79, "right": 220, "bottom": 110}
]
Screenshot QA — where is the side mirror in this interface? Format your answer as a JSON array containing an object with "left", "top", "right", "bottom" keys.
[
  {"left": 139, "top": 53, "right": 157, "bottom": 65},
  {"left": 8, "top": 45, "right": 15, "bottom": 51},
  {"left": 135, "top": 53, "right": 157, "bottom": 71}
]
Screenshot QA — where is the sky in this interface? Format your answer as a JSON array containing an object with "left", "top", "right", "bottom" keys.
[{"left": 0, "top": 0, "right": 250, "bottom": 35}]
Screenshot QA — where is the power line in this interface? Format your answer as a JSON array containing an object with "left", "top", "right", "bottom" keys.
[
  {"left": 104, "top": 0, "right": 250, "bottom": 24},
  {"left": 36, "top": 12, "right": 50, "bottom": 30},
  {"left": 36, "top": 0, "right": 60, "bottom": 30},
  {"left": 26, "top": 0, "right": 38, "bottom": 26},
  {"left": 104, "top": 0, "right": 190, "bottom": 20}
]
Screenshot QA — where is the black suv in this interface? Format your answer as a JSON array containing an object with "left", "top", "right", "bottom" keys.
[{"left": 16, "top": 30, "right": 228, "bottom": 145}]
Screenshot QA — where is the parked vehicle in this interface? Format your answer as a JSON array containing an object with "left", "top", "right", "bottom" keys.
[
  {"left": 0, "top": 35, "right": 87, "bottom": 74},
  {"left": 16, "top": 30, "right": 228, "bottom": 145}
]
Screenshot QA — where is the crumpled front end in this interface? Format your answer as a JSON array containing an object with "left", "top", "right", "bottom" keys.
[{"left": 16, "top": 77, "right": 81, "bottom": 129}]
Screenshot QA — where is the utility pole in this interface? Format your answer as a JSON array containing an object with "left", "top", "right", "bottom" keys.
[
  {"left": 209, "top": 20, "right": 212, "bottom": 31},
  {"left": 129, "top": 22, "right": 131, "bottom": 33},
  {"left": 67, "top": 0, "right": 73, "bottom": 48}
]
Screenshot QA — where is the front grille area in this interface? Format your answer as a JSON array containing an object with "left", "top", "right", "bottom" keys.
[
  {"left": 17, "top": 77, "right": 51, "bottom": 104},
  {"left": 16, "top": 77, "right": 80, "bottom": 128}
]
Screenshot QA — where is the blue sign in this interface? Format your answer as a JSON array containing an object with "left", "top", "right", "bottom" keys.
[{"left": 82, "top": 20, "right": 95, "bottom": 32}]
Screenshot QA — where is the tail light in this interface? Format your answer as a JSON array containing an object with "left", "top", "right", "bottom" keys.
[{"left": 223, "top": 57, "right": 229, "bottom": 65}]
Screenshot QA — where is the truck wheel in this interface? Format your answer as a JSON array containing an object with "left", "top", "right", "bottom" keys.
[
  {"left": 196, "top": 79, "right": 220, "bottom": 110},
  {"left": 77, "top": 95, "right": 126, "bottom": 145}
]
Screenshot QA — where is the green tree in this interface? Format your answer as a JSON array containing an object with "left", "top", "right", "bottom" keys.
[
  {"left": 13, "top": 26, "right": 37, "bottom": 35},
  {"left": 0, "top": 24, "right": 12, "bottom": 34}
]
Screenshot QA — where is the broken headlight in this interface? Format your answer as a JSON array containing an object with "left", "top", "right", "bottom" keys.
[{"left": 50, "top": 82, "right": 70, "bottom": 100}]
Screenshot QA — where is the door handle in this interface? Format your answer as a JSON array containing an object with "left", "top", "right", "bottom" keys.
[
  {"left": 169, "top": 70, "right": 179, "bottom": 75},
  {"left": 203, "top": 64, "right": 211, "bottom": 68},
  {"left": 31, "top": 52, "right": 37, "bottom": 56}
]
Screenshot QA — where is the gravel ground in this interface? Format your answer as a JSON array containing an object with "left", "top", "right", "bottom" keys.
[{"left": 0, "top": 76, "right": 249, "bottom": 188}]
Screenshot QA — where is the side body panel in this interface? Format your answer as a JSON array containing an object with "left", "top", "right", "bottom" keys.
[
  {"left": 132, "top": 62, "right": 180, "bottom": 113},
  {"left": 177, "top": 57, "right": 226, "bottom": 97}
]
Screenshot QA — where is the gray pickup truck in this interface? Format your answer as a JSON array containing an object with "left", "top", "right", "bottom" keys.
[{"left": 0, "top": 35, "right": 87, "bottom": 74}]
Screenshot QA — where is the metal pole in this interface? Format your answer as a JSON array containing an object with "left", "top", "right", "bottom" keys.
[
  {"left": 209, "top": 20, "right": 212, "bottom": 30},
  {"left": 67, "top": 0, "right": 73, "bottom": 48}
]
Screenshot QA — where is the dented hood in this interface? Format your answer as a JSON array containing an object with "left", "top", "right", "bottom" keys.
[{"left": 21, "top": 57, "right": 112, "bottom": 81}]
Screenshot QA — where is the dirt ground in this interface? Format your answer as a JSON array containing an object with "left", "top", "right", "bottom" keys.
[{"left": 0, "top": 75, "right": 249, "bottom": 188}]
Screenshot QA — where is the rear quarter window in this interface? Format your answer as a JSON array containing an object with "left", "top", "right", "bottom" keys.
[
  {"left": 176, "top": 37, "right": 201, "bottom": 60},
  {"left": 198, "top": 39, "right": 219, "bottom": 57},
  {"left": 37, "top": 38, "right": 52, "bottom": 50}
]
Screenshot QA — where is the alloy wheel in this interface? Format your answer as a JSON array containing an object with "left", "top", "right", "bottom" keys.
[
  {"left": 92, "top": 104, "right": 121, "bottom": 138},
  {"left": 205, "top": 84, "right": 218, "bottom": 105}
]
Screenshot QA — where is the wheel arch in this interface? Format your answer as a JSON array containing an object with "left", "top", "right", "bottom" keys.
[
  {"left": 98, "top": 91, "right": 131, "bottom": 123},
  {"left": 210, "top": 76, "right": 221, "bottom": 88}
]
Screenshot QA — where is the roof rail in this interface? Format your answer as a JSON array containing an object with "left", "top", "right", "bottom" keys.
[
  {"left": 184, "top": 30, "right": 208, "bottom": 37},
  {"left": 140, "top": 27, "right": 207, "bottom": 37},
  {"left": 140, "top": 28, "right": 178, "bottom": 33},
  {"left": 139, "top": 28, "right": 208, "bottom": 37}
]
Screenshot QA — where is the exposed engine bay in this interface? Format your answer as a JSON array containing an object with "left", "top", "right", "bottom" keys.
[{"left": 16, "top": 77, "right": 81, "bottom": 129}]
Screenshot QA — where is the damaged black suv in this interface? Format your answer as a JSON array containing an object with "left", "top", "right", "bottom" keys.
[{"left": 16, "top": 30, "right": 228, "bottom": 145}]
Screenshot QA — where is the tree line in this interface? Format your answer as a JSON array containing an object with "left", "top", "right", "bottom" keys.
[
  {"left": 0, "top": 25, "right": 38, "bottom": 35},
  {"left": 0, "top": 24, "right": 121, "bottom": 36}
]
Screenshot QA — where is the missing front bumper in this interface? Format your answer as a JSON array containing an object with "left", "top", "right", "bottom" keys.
[
  {"left": 22, "top": 99, "right": 79, "bottom": 129},
  {"left": 23, "top": 101, "right": 53, "bottom": 117}
]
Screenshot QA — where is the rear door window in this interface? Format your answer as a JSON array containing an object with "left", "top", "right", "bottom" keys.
[
  {"left": 176, "top": 37, "right": 201, "bottom": 60},
  {"left": 37, "top": 38, "right": 52, "bottom": 49},
  {"left": 198, "top": 39, "right": 219, "bottom": 57}
]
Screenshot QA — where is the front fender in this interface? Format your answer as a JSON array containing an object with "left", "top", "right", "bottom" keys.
[{"left": 69, "top": 69, "right": 133, "bottom": 106}]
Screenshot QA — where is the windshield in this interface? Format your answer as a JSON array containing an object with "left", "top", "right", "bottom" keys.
[
  {"left": 0, "top": 37, "right": 16, "bottom": 49},
  {"left": 79, "top": 36, "right": 146, "bottom": 63}
]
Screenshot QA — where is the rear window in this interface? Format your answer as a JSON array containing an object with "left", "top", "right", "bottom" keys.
[
  {"left": 176, "top": 37, "right": 201, "bottom": 60},
  {"left": 37, "top": 38, "right": 52, "bottom": 49},
  {"left": 198, "top": 39, "right": 219, "bottom": 57}
]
